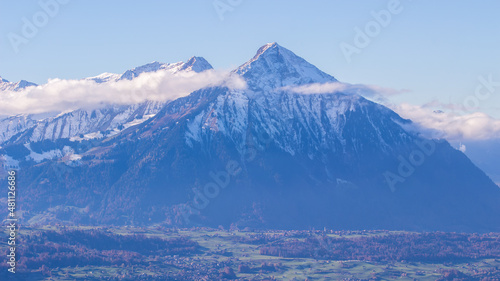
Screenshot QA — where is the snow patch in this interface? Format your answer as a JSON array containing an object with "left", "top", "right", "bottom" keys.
[{"left": 0, "top": 154, "right": 20, "bottom": 170}]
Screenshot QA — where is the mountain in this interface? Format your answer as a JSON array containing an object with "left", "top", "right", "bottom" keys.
[
  {"left": 2, "top": 102, "right": 164, "bottom": 145},
  {"left": 0, "top": 76, "right": 37, "bottom": 91},
  {"left": 455, "top": 139, "right": 500, "bottom": 187},
  {"left": 234, "top": 42, "right": 337, "bottom": 91},
  {"left": 0, "top": 57, "right": 214, "bottom": 145},
  {"left": 1, "top": 43, "right": 499, "bottom": 232},
  {"left": 85, "top": 72, "right": 121, "bottom": 84},
  {"left": 86, "top": 56, "right": 213, "bottom": 83},
  {"left": 0, "top": 115, "right": 38, "bottom": 144}
]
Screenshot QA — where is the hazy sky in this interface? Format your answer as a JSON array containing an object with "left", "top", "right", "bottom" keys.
[{"left": 1, "top": 0, "right": 499, "bottom": 117}]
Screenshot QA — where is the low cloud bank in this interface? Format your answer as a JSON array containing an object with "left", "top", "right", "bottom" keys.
[
  {"left": 2, "top": 76, "right": 499, "bottom": 141},
  {"left": 284, "top": 82, "right": 500, "bottom": 141},
  {"left": 391, "top": 103, "right": 500, "bottom": 141},
  {"left": 281, "top": 82, "right": 409, "bottom": 101},
  {"left": 0, "top": 70, "right": 246, "bottom": 115}
]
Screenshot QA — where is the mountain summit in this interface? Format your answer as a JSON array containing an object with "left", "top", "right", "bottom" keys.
[
  {"left": 0, "top": 77, "right": 37, "bottom": 91},
  {"left": 235, "top": 42, "right": 337, "bottom": 91},
  {"left": 119, "top": 56, "right": 213, "bottom": 81},
  {"left": 179, "top": 56, "right": 213, "bottom": 73}
]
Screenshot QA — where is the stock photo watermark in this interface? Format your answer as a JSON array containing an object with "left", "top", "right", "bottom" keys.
[
  {"left": 179, "top": 129, "right": 272, "bottom": 224},
  {"left": 7, "top": 0, "right": 70, "bottom": 54},
  {"left": 6, "top": 170, "right": 17, "bottom": 273},
  {"left": 213, "top": 0, "right": 244, "bottom": 21},
  {"left": 384, "top": 73, "right": 499, "bottom": 192},
  {"left": 383, "top": 138, "right": 436, "bottom": 192},
  {"left": 463, "top": 74, "right": 500, "bottom": 112},
  {"left": 339, "top": 0, "right": 408, "bottom": 63}
]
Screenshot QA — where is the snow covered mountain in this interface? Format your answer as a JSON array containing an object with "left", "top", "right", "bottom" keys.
[
  {"left": 119, "top": 56, "right": 212, "bottom": 81},
  {"left": 84, "top": 72, "right": 121, "bottom": 84},
  {"left": 0, "top": 115, "right": 38, "bottom": 145},
  {"left": 86, "top": 56, "right": 213, "bottom": 83},
  {"left": 0, "top": 76, "right": 37, "bottom": 91},
  {"left": 184, "top": 43, "right": 407, "bottom": 157},
  {"left": 3, "top": 101, "right": 164, "bottom": 145},
  {"left": 0, "top": 57, "right": 214, "bottom": 145},
  {"left": 1, "top": 43, "right": 499, "bottom": 232},
  {"left": 234, "top": 42, "right": 337, "bottom": 91}
]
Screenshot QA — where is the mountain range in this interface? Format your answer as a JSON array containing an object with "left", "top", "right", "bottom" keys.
[
  {"left": 1, "top": 43, "right": 499, "bottom": 232},
  {"left": 0, "top": 56, "right": 212, "bottom": 145},
  {"left": 0, "top": 76, "right": 37, "bottom": 92}
]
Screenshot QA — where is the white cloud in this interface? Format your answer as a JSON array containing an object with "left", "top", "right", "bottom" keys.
[
  {"left": 280, "top": 82, "right": 409, "bottom": 102},
  {"left": 3, "top": 73, "right": 499, "bottom": 142},
  {"left": 282, "top": 82, "right": 500, "bottom": 141},
  {"left": 459, "top": 143, "right": 466, "bottom": 153},
  {"left": 0, "top": 70, "right": 246, "bottom": 115},
  {"left": 391, "top": 103, "right": 500, "bottom": 141}
]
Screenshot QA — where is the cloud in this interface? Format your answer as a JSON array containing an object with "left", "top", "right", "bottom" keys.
[
  {"left": 3, "top": 73, "right": 498, "bottom": 142},
  {"left": 0, "top": 70, "right": 246, "bottom": 115},
  {"left": 284, "top": 83, "right": 500, "bottom": 142},
  {"left": 292, "top": 84, "right": 500, "bottom": 142},
  {"left": 280, "top": 82, "right": 409, "bottom": 102},
  {"left": 458, "top": 143, "right": 466, "bottom": 153},
  {"left": 391, "top": 103, "right": 500, "bottom": 141}
]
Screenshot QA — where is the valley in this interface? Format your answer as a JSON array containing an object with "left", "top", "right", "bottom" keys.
[{"left": 1, "top": 227, "right": 499, "bottom": 280}]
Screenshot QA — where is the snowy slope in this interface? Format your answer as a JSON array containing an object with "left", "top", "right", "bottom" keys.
[
  {"left": 184, "top": 89, "right": 410, "bottom": 157},
  {"left": 7, "top": 101, "right": 164, "bottom": 144},
  {"left": 234, "top": 42, "right": 337, "bottom": 91},
  {"left": 0, "top": 115, "right": 38, "bottom": 144},
  {"left": 185, "top": 43, "right": 409, "bottom": 156}
]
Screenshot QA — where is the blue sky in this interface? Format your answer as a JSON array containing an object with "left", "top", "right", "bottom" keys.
[{"left": 1, "top": 0, "right": 499, "bottom": 117}]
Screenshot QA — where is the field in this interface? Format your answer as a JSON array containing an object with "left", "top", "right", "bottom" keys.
[{"left": 1, "top": 226, "right": 499, "bottom": 280}]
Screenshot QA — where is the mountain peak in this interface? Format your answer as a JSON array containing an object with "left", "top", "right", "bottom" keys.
[
  {"left": 179, "top": 56, "right": 213, "bottom": 73},
  {"left": 235, "top": 43, "right": 337, "bottom": 91},
  {"left": 0, "top": 76, "right": 37, "bottom": 91},
  {"left": 86, "top": 72, "right": 121, "bottom": 83},
  {"left": 119, "top": 61, "right": 164, "bottom": 80},
  {"left": 16, "top": 80, "right": 37, "bottom": 89},
  {"left": 255, "top": 42, "right": 280, "bottom": 55},
  {"left": 118, "top": 57, "right": 213, "bottom": 81}
]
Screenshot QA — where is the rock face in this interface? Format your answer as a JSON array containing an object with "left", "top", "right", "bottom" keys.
[{"left": 1, "top": 43, "right": 499, "bottom": 232}]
